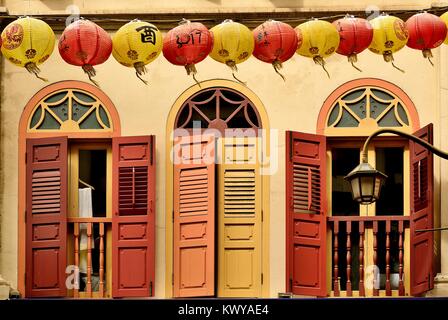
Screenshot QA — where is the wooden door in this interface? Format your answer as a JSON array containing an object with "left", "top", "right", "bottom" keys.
[
  {"left": 286, "top": 131, "right": 327, "bottom": 297},
  {"left": 410, "top": 124, "right": 434, "bottom": 296},
  {"left": 26, "top": 137, "right": 68, "bottom": 297},
  {"left": 112, "top": 136, "right": 155, "bottom": 297},
  {"left": 218, "top": 136, "right": 262, "bottom": 297},
  {"left": 173, "top": 134, "right": 216, "bottom": 297}
]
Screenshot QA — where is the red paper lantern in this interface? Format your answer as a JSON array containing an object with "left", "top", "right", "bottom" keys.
[
  {"left": 163, "top": 20, "right": 213, "bottom": 84},
  {"left": 406, "top": 12, "right": 447, "bottom": 65},
  {"left": 253, "top": 20, "right": 298, "bottom": 80},
  {"left": 59, "top": 19, "right": 112, "bottom": 86},
  {"left": 333, "top": 16, "right": 373, "bottom": 71}
]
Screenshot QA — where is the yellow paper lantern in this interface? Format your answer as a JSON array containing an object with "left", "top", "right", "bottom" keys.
[
  {"left": 209, "top": 19, "right": 254, "bottom": 82},
  {"left": 440, "top": 11, "right": 448, "bottom": 45},
  {"left": 369, "top": 14, "right": 409, "bottom": 72},
  {"left": 112, "top": 19, "right": 163, "bottom": 84},
  {"left": 295, "top": 19, "right": 340, "bottom": 77},
  {"left": 1, "top": 16, "right": 55, "bottom": 81}
]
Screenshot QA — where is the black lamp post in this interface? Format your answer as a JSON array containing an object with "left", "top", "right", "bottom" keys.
[{"left": 345, "top": 128, "right": 448, "bottom": 205}]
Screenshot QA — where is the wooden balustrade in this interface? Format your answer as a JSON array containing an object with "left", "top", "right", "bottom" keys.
[
  {"left": 68, "top": 218, "right": 111, "bottom": 298},
  {"left": 328, "top": 216, "right": 410, "bottom": 297}
]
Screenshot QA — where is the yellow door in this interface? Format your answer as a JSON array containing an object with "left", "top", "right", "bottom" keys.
[{"left": 218, "top": 136, "right": 262, "bottom": 297}]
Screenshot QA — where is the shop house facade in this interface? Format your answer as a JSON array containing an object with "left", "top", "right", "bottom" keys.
[{"left": 1, "top": 0, "right": 448, "bottom": 299}]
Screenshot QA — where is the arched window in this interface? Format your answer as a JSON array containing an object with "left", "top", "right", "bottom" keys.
[
  {"left": 318, "top": 78, "right": 419, "bottom": 136},
  {"left": 27, "top": 88, "right": 113, "bottom": 132},
  {"left": 175, "top": 88, "right": 261, "bottom": 133}
]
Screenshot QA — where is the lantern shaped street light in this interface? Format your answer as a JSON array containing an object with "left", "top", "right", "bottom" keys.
[
  {"left": 345, "top": 128, "right": 448, "bottom": 205},
  {"left": 344, "top": 162, "right": 387, "bottom": 205}
]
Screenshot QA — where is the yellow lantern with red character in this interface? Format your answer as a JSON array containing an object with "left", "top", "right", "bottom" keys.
[
  {"left": 368, "top": 14, "right": 409, "bottom": 72},
  {"left": 1, "top": 16, "right": 55, "bottom": 81}
]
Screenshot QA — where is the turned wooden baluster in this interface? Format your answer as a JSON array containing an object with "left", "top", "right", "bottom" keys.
[
  {"left": 398, "top": 220, "right": 405, "bottom": 296},
  {"left": 359, "top": 221, "right": 365, "bottom": 297},
  {"left": 87, "top": 223, "right": 93, "bottom": 297},
  {"left": 385, "top": 220, "right": 392, "bottom": 296},
  {"left": 99, "top": 223, "right": 105, "bottom": 297},
  {"left": 74, "top": 223, "right": 80, "bottom": 298},
  {"left": 373, "top": 221, "right": 379, "bottom": 296},
  {"left": 346, "top": 221, "right": 352, "bottom": 296},
  {"left": 333, "top": 221, "right": 340, "bottom": 296}
]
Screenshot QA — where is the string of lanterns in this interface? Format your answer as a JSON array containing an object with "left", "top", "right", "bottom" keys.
[{"left": 2, "top": 11, "right": 448, "bottom": 86}]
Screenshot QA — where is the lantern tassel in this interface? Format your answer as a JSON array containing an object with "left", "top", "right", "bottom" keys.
[
  {"left": 313, "top": 56, "right": 330, "bottom": 78},
  {"left": 272, "top": 60, "right": 286, "bottom": 82},
  {"left": 82, "top": 64, "right": 100, "bottom": 87},
  {"left": 384, "top": 53, "right": 405, "bottom": 73},
  {"left": 423, "top": 49, "right": 434, "bottom": 67},
  {"left": 226, "top": 60, "right": 246, "bottom": 85},
  {"left": 25, "top": 62, "right": 48, "bottom": 82},
  {"left": 348, "top": 54, "right": 362, "bottom": 72},
  {"left": 134, "top": 62, "right": 148, "bottom": 85},
  {"left": 185, "top": 64, "right": 201, "bottom": 87}
]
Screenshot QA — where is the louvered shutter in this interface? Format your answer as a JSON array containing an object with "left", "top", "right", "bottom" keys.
[
  {"left": 26, "top": 137, "right": 68, "bottom": 297},
  {"left": 218, "top": 136, "right": 262, "bottom": 297},
  {"left": 173, "top": 134, "right": 215, "bottom": 297},
  {"left": 286, "top": 131, "right": 327, "bottom": 297},
  {"left": 410, "top": 124, "right": 434, "bottom": 296},
  {"left": 112, "top": 136, "right": 155, "bottom": 297}
]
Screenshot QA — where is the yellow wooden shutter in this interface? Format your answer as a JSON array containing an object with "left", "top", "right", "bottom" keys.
[{"left": 218, "top": 136, "right": 262, "bottom": 297}]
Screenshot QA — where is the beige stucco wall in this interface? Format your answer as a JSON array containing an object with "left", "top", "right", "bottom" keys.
[{"left": 0, "top": 0, "right": 447, "bottom": 298}]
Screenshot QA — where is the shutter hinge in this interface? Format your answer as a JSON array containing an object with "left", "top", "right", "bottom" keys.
[
  {"left": 261, "top": 209, "right": 263, "bottom": 222},
  {"left": 289, "top": 278, "right": 293, "bottom": 291},
  {"left": 25, "top": 210, "right": 27, "bottom": 223},
  {"left": 149, "top": 281, "right": 153, "bottom": 296},
  {"left": 25, "top": 273, "right": 27, "bottom": 285},
  {"left": 25, "top": 152, "right": 27, "bottom": 164},
  {"left": 261, "top": 273, "right": 264, "bottom": 284},
  {"left": 172, "top": 273, "right": 174, "bottom": 285},
  {"left": 172, "top": 210, "right": 174, "bottom": 223}
]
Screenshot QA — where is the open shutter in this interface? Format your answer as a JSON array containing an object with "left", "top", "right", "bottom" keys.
[
  {"left": 410, "top": 124, "right": 434, "bottom": 296},
  {"left": 218, "top": 136, "right": 262, "bottom": 297},
  {"left": 173, "top": 134, "right": 215, "bottom": 297},
  {"left": 112, "top": 136, "right": 155, "bottom": 297},
  {"left": 286, "top": 131, "right": 327, "bottom": 297},
  {"left": 26, "top": 137, "right": 68, "bottom": 297}
]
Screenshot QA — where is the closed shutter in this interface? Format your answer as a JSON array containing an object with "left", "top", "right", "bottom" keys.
[
  {"left": 286, "top": 131, "right": 327, "bottom": 297},
  {"left": 410, "top": 124, "right": 434, "bottom": 296},
  {"left": 112, "top": 136, "right": 155, "bottom": 297},
  {"left": 26, "top": 137, "right": 68, "bottom": 297},
  {"left": 173, "top": 134, "right": 215, "bottom": 297},
  {"left": 218, "top": 136, "right": 262, "bottom": 297}
]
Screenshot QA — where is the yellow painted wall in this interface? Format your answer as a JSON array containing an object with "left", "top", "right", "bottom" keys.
[{"left": 0, "top": 0, "right": 447, "bottom": 297}]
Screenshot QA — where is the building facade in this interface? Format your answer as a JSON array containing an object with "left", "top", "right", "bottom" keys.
[{"left": 0, "top": 0, "right": 448, "bottom": 298}]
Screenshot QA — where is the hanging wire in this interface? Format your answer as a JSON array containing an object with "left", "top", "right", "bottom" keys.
[{"left": 4, "top": 5, "right": 448, "bottom": 26}]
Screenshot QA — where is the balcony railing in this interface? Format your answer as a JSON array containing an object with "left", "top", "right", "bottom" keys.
[
  {"left": 68, "top": 217, "right": 112, "bottom": 298},
  {"left": 328, "top": 215, "right": 410, "bottom": 297}
]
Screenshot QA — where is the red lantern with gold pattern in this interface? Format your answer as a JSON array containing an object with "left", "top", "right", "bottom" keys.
[
  {"left": 333, "top": 16, "right": 373, "bottom": 71},
  {"left": 406, "top": 12, "right": 447, "bottom": 65},
  {"left": 252, "top": 20, "right": 298, "bottom": 80},
  {"left": 59, "top": 19, "right": 112, "bottom": 86},
  {"left": 163, "top": 19, "right": 213, "bottom": 85}
]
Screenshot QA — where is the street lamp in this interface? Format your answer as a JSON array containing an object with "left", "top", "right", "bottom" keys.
[{"left": 345, "top": 128, "right": 448, "bottom": 205}]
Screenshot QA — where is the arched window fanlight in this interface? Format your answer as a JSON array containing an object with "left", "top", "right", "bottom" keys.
[
  {"left": 28, "top": 88, "right": 112, "bottom": 132},
  {"left": 175, "top": 87, "right": 261, "bottom": 133}
]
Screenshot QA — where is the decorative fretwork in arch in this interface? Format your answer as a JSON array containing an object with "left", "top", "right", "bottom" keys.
[
  {"left": 27, "top": 89, "right": 113, "bottom": 132},
  {"left": 175, "top": 88, "right": 262, "bottom": 133},
  {"left": 325, "top": 86, "right": 412, "bottom": 135}
]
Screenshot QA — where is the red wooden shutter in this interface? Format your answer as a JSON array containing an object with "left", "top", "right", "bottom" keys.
[
  {"left": 26, "top": 137, "right": 68, "bottom": 297},
  {"left": 286, "top": 131, "right": 327, "bottom": 297},
  {"left": 173, "top": 134, "right": 215, "bottom": 297},
  {"left": 112, "top": 136, "right": 155, "bottom": 297},
  {"left": 410, "top": 124, "right": 434, "bottom": 296}
]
